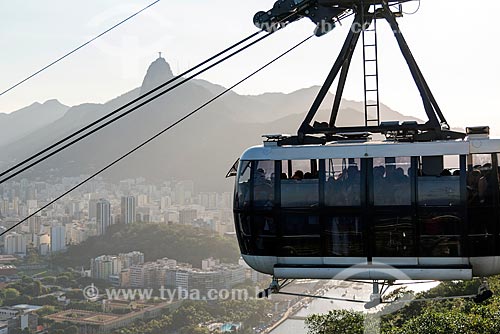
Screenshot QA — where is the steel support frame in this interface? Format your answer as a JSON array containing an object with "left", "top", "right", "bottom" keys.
[{"left": 298, "top": 3, "right": 449, "bottom": 139}]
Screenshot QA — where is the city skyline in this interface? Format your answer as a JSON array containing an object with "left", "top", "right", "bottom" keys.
[{"left": 0, "top": 175, "right": 235, "bottom": 257}]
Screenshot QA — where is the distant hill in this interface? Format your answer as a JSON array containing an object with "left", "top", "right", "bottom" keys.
[
  {"left": 0, "top": 99, "right": 68, "bottom": 147},
  {"left": 1, "top": 56, "right": 430, "bottom": 191},
  {"left": 52, "top": 223, "right": 240, "bottom": 268}
]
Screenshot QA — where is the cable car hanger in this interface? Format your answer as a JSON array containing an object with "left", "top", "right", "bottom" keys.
[
  {"left": 257, "top": 278, "right": 493, "bottom": 309},
  {"left": 254, "top": 0, "right": 466, "bottom": 145}
]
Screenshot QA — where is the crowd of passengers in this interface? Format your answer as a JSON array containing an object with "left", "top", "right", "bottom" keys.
[
  {"left": 467, "top": 163, "right": 498, "bottom": 205},
  {"left": 248, "top": 162, "right": 499, "bottom": 206}
]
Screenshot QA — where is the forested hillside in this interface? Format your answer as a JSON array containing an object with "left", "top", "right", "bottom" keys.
[
  {"left": 306, "top": 278, "right": 500, "bottom": 334},
  {"left": 52, "top": 223, "right": 240, "bottom": 268}
]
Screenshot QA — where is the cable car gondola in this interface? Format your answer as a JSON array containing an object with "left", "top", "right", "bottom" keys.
[{"left": 230, "top": 0, "right": 500, "bottom": 284}]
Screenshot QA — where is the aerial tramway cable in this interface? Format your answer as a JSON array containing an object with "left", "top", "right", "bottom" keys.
[
  {"left": 0, "top": 0, "right": 414, "bottom": 183},
  {"left": 0, "top": 30, "right": 266, "bottom": 184},
  {"left": 0, "top": 34, "right": 314, "bottom": 237},
  {"left": 0, "top": 0, "right": 162, "bottom": 98},
  {"left": 0, "top": 10, "right": 304, "bottom": 185}
]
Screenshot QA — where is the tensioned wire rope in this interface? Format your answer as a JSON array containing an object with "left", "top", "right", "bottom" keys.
[
  {"left": 3, "top": 0, "right": 417, "bottom": 183},
  {"left": 0, "top": 0, "right": 162, "bottom": 98},
  {"left": 0, "top": 0, "right": 417, "bottom": 233},
  {"left": 0, "top": 9, "right": 306, "bottom": 185},
  {"left": 0, "top": 33, "right": 315, "bottom": 237},
  {"left": 0, "top": 31, "right": 264, "bottom": 184},
  {"left": 0, "top": 0, "right": 414, "bottom": 183}
]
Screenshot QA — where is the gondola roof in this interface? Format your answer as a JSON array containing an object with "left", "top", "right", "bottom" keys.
[{"left": 240, "top": 136, "right": 500, "bottom": 161}]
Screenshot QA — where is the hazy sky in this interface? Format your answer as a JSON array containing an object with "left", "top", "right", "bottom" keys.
[{"left": 1, "top": 0, "right": 499, "bottom": 132}]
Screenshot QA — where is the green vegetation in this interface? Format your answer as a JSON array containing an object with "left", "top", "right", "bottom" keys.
[
  {"left": 0, "top": 276, "right": 48, "bottom": 306},
  {"left": 306, "top": 276, "right": 500, "bottom": 334},
  {"left": 36, "top": 305, "right": 58, "bottom": 317},
  {"left": 113, "top": 299, "right": 273, "bottom": 334},
  {"left": 0, "top": 224, "right": 257, "bottom": 334},
  {"left": 52, "top": 223, "right": 240, "bottom": 268},
  {"left": 0, "top": 271, "right": 104, "bottom": 308},
  {"left": 44, "top": 322, "right": 80, "bottom": 334},
  {"left": 307, "top": 310, "right": 364, "bottom": 334}
]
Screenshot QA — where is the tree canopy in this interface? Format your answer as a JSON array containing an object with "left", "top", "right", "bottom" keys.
[
  {"left": 52, "top": 223, "right": 240, "bottom": 268},
  {"left": 306, "top": 276, "right": 500, "bottom": 334}
]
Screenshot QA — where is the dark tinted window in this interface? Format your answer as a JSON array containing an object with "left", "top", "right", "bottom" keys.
[
  {"left": 373, "top": 157, "right": 411, "bottom": 206},
  {"left": 418, "top": 177, "right": 460, "bottom": 206},
  {"left": 279, "top": 237, "right": 321, "bottom": 257},
  {"left": 419, "top": 212, "right": 462, "bottom": 257},
  {"left": 280, "top": 213, "right": 321, "bottom": 256},
  {"left": 254, "top": 215, "right": 277, "bottom": 255},
  {"left": 418, "top": 155, "right": 460, "bottom": 206},
  {"left": 468, "top": 236, "right": 496, "bottom": 257},
  {"left": 255, "top": 215, "right": 277, "bottom": 236},
  {"left": 325, "top": 158, "right": 361, "bottom": 206},
  {"left": 373, "top": 216, "right": 414, "bottom": 257},
  {"left": 235, "top": 213, "right": 252, "bottom": 255},
  {"left": 253, "top": 161, "right": 275, "bottom": 208},
  {"left": 467, "top": 154, "right": 498, "bottom": 256},
  {"left": 281, "top": 160, "right": 319, "bottom": 208},
  {"left": 237, "top": 213, "right": 251, "bottom": 236},
  {"left": 282, "top": 214, "right": 320, "bottom": 236},
  {"left": 324, "top": 216, "right": 364, "bottom": 256},
  {"left": 468, "top": 154, "right": 496, "bottom": 206},
  {"left": 236, "top": 161, "right": 251, "bottom": 209}
]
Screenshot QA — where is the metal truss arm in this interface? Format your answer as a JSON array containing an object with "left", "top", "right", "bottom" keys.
[
  {"left": 299, "top": 11, "right": 371, "bottom": 137},
  {"left": 380, "top": 2, "right": 442, "bottom": 128}
]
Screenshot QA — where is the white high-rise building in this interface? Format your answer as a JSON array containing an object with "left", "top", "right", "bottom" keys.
[
  {"left": 4, "top": 233, "right": 27, "bottom": 255},
  {"left": 118, "top": 251, "right": 144, "bottom": 268},
  {"left": 160, "top": 196, "right": 171, "bottom": 211},
  {"left": 67, "top": 226, "right": 89, "bottom": 245},
  {"left": 198, "top": 192, "right": 217, "bottom": 210},
  {"left": 28, "top": 215, "right": 41, "bottom": 234},
  {"left": 129, "top": 264, "right": 146, "bottom": 288},
  {"left": 174, "top": 181, "right": 194, "bottom": 205},
  {"left": 12, "top": 197, "right": 19, "bottom": 215},
  {"left": 39, "top": 243, "right": 50, "bottom": 256},
  {"left": 96, "top": 199, "right": 111, "bottom": 235},
  {"left": 175, "top": 270, "right": 190, "bottom": 290},
  {"left": 50, "top": 225, "right": 66, "bottom": 253},
  {"left": 26, "top": 200, "right": 38, "bottom": 210},
  {"left": 137, "top": 194, "right": 148, "bottom": 207},
  {"left": 121, "top": 196, "right": 136, "bottom": 225},
  {"left": 1, "top": 199, "right": 9, "bottom": 216},
  {"left": 88, "top": 199, "right": 98, "bottom": 220},
  {"left": 91, "top": 255, "right": 122, "bottom": 280}
]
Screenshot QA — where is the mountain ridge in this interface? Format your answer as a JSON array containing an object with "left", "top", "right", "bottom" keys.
[
  {"left": 0, "top": 99, "right": 69, "bottom": 147},
  {"left": 1, "top": 57, "right": 432, "bottom": 191}
]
